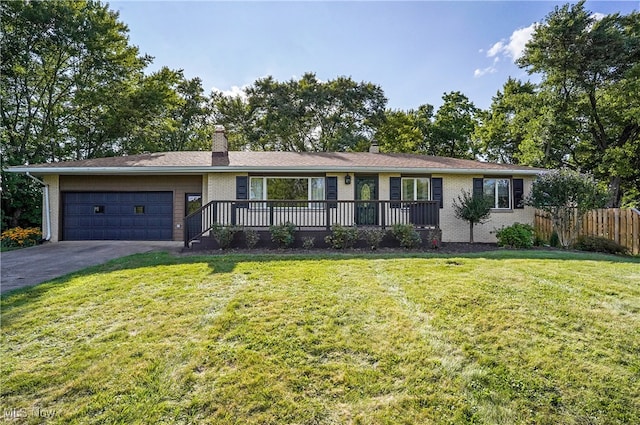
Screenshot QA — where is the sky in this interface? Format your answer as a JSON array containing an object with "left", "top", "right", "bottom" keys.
[{"left": 110, "top": 1, "right": 639, "bottom": 111}]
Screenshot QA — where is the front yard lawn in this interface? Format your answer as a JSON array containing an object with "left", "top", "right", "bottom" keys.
[{"left": 1, "top": 250, "right": 639, "bottom": 424}]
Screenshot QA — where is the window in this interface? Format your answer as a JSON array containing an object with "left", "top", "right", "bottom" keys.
[
  {"left": 402, "top": 178, "right": 430, "bottom": 201},
  {"left": 134, "top": 205, "right": 145, "bottom": 214},
  {"left": 93, "top": 205, "right": 105, "bottom": 214},
  {"left": 483, "top": 178, "right": 510, "bottom": 209},
  {"left": 250, "top": 177, "right": 325, "bottom": 207}
]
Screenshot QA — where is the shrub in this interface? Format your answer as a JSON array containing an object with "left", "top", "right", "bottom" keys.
[
  {"left": 549, "top": 231, "right": 561, "bottom": 248},
  {"left": 391, "top": 224, "right": 422, "bottom": 249},
  {"left": 211, "top": 224, "right": 238, "bottom": 249},
  {"left": 526, "top": 169, "right": 608, "bottom": 248},
  {"left": 573, "top": 236, "right": 628, "bottom": 255},
  {"left": 495, "top": 223, "right": 535, "bottom": 249},
  {"left": 1, "top": 227, "right": 41, "bottom": 248},
  {"left": 359, "top": 227, "right": 386, "bottom": 250},
  {"left": 302, "top": 236, "right": 315, "bottom": 250},
  {"left": 243, "top": 228, "right": 260, "bottom": 249},
  {"left": 324, "top": 224, "right": 359, "bottom": 249},
  {"left": 270, "top": 222, "right": 296, "bottom": 248},
  {"left": 533, "top": 230, "right": 547, "bottom": 247},
  {"left": 452, "top": 190, "right": 493, "bottom": 243}
]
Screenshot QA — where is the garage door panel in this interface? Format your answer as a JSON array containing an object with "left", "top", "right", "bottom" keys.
[{"left": 63, "top": 191, "right": 173, "bottom": 241}]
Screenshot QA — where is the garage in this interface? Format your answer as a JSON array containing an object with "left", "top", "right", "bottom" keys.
[{"left": 62, "top": 192, "right": 173, "bottom": 240}]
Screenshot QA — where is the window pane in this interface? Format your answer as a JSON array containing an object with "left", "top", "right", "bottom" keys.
[
  {"left": 310, "top": 178, "right": 325, "bottom": 201},
  {"left": 416, "top": 178, "right": 430, "bottom": 200},
  {"left": 402, "top": 179, "right": 415, "bottom": 200},
  {"left": 483, "top": 179, "right": 496, "bottom": 200},
  {"left": 267, "top": 178, "right": 308, "bottom": 200},
  {"left": 497, "top": 179, "right": 510, "bottom": 208},
  {"left": 250, "top": 178, "right": 263, "bottom": 200}
]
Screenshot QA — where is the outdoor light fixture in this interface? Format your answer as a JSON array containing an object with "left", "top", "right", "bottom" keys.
[{"left": 345, "top": 174, "right": 351, "bottom": 185}]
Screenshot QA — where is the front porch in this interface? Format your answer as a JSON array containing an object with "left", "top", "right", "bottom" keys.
[{"left": 184, "top": 200, "right": 440, "bottom": 249}]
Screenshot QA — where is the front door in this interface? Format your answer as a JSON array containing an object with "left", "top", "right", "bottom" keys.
[
  {"left": 355, "top": 176, "right": 378, "bottom": 225},
  {"left": 185, "top": 193, "right": 203, "bottom": 236}
]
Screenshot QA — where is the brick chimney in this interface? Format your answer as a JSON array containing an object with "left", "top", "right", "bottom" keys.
[{"left": 212, "top": 125, "right": 228, "bottom": 157}]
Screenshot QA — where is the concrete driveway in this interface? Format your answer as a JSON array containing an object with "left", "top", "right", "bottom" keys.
[{"left": 1, "top": 241, "right": 182, "bottom": 295}]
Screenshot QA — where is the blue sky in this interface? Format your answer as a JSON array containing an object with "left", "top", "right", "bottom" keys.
[{"left": 110, "top": 1, "right": 639, "bottom": 111}]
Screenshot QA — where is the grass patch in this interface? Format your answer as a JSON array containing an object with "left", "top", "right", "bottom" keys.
[{"left": 1, "top": 250, "right": 639, "bottom": 424}]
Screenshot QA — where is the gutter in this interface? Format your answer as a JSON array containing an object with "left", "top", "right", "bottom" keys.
[
  {"left": 8, "top": 165, "right": 547, "bottom": 176},
  {"left": 25, "top": 172, "right": 51, "bottom": 241}
]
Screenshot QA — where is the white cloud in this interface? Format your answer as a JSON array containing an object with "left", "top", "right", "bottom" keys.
[
  {"left": 211, "top": 84, "right": 249, "bottom": 100},
  {"left": 475, "top": 22, "right": 537, "bottom": 77},
  {"left": 473, "top": 57, "right": 500, "bottom": 78},
  {"left": 486, "top": 23, "right": 537, "bottom": 60},
  {"left": 506, "top": 24, "right": 537, "bottom": 59},
  {"left": 487, "top": 41, "right": 505, "bottom": 58}
]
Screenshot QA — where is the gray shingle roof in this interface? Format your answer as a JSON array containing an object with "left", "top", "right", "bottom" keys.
[{"left": 10, "top": 151, "right": 545, "bottom": 174}]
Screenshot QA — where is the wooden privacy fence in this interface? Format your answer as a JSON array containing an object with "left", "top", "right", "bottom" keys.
[{"left": 535, "top": 208, "right": 640, "bottom": 255}]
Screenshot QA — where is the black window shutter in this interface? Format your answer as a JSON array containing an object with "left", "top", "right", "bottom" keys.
[
  {"left": 236, "top": 176, "right": 248, "bottom": 208},
  {"left": 513, "top": 178, "right": 524, "bottom": 209},
  {"left": 390, "top": 177, "right": 401, "bottom": 208},
  {"left": 432, "top": 177, "right": 443, "bottom": 208},
  {"left": 326, "top": 176, "right": 338, "bottom": 208},
  {"left": 472, "top": 178, "right": 484, "bottom": 198}
]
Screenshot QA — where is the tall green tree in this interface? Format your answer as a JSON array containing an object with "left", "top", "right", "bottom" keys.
[
  {"left": 517, "top": 1, "right": 640, "bottom": 206},
  {"left": 1, "top": 0, "right": 150, "bottom": 227},
  {"left": 474, "top": 78, "right": 539, "bottom": 164},
  {"left": 212, "top": 73, "right": 387, "bottom": 152},
  {"left": 376, "top": 105, "right": 434, "bottom": 153},
  {"left": 1, "top": 0, "right": 203, "bottom": 228},
  {"left": 430, "top": 92, "right": 479, "bottom": 159}
]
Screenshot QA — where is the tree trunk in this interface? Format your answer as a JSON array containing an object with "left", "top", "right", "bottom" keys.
[
  {"left": 607, "top": 176, "right": 621, "bottom": 208},
  {"left": 469, "top": 222, "right": 474, "bottom": 244}
]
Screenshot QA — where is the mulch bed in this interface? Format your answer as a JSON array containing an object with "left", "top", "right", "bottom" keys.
[{"left": 181, "top": 242, "right": 505, "bottom": 256}]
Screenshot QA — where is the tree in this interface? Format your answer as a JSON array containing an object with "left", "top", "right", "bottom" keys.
[
  {"left": 376, "top": 105, "right": 434, "bottom": 153},
  {"left": 517, "top": 1, "right": 640, "bottom": 207},
  {"left": 120, "top": 68, "right": 211, "bottom": 154},
  {"left": 430, "top": 92, "right": 479, "bottom": 159},
  {"left": 474, "top": 78, "right": 539, "bottom": 164},
  {"left": 1, "top": 1, "right": 204, "bottom": 228},
  {"left": 526, "top": 169, "right": 608, "bottom": 248},
  {"left": 452, "top": 190, "right": 493, "bottom": 243},
  {"left": 212, "top": 73, "right": 387, "bottom": 152},
  {"left": 0, "top": 0, "right": 149, "bottom": 228}
]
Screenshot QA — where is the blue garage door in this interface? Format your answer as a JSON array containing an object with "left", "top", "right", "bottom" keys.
[{"left": 63, "top": 192, "right": 173, "bottom": 240}]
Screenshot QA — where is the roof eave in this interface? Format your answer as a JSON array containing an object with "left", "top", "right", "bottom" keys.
[{"left": 7, "top": 165, "right": 546, "bottom": 176}]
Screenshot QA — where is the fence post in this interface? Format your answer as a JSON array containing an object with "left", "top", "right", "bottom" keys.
[{"left": 632, "top": 209, "right": 640, "bottom": 255}]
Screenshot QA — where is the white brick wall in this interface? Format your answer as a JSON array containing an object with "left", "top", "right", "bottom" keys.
[
  {"left": 438, "top": 175, "right": 535, "bottom": 243},
  {"left": 207, "top": 173, "right": 238, "bottom": 201},
  {"left": 203, "top": 171, "right": 536, "bottom": 243}
]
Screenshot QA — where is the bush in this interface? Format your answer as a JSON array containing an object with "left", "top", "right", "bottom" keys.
[
  {"left": 359, "top": 227, "right": 387, "bottom": 250},
  {"left": 302, "top": 236, "right": 315, "bottom": 250},
  {"left": 391, "top": 224, "right": 422, "bottom": 249},
  {"left": 324, "top": 224, "right": 359, "bottom": 249},
  {"left": 573, "top": 236, "right": 628, "bottom": 255},
  {"left": 495, "top": 223, "right": 535, "bottom": 249},
  {"left": 243, "top": 228, "right": 260, "bottom": 249},
  {"left": 549, "top": 231, "right": 561, "bottom": 248},
  {"left": 211, "top": 224, "right": 238, "bottom": 249},
  {"left": 1, "top": 227, "right": 41, "bottom": 248},
  {"left": 270, "top": 222, "right": 296, "bottom": 248}
]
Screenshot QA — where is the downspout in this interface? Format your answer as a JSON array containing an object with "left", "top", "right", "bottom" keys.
[{"left": 25, "top": 172, "right": 51, "bottom": 241}]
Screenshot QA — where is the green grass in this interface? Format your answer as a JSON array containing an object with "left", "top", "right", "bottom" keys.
[{"left": 1, "top": 250, "right": 639, "bottom": 424}]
